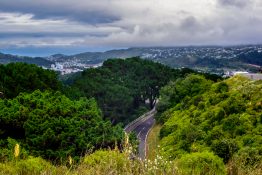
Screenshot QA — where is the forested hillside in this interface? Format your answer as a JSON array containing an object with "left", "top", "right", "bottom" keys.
[{"left": 156, "top": 74, "right": 262, "bottom": 173}]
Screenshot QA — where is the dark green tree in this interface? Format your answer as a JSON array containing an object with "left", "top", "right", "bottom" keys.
[{"left": 0, "top": 63, "right": 61, "bottom": 98}]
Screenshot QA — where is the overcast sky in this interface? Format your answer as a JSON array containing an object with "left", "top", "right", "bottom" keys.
[{"left": 0, "top": 0, "right": 262, "bottom": 56}]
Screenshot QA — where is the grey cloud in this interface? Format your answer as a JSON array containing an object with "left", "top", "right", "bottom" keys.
[
  {"left": 0, "top": 32, "right": 105, "bottom": 39},
  {"left": 0, "top": 0, "right": 261, "bottom": 49},
  {"left": 180, "top": 16, "right": 200, "bottom": 31},
  {"left": 217, "top": 0, "right": 251, "bottom": 8},
  {"left": 0, "top": 0, "right": 120, "bottom": 24}
]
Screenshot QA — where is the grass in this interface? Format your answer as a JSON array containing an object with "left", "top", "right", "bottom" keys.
[
  {"left": 146, "top": 124, "right": 162, "bottom": 160},
  {"left": 0, "top": 134, "right": 261, "bottom": 175}
]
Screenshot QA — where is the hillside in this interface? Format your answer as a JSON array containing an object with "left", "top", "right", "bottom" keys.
[
  {"left": 156, "top": 74, "right": 262, "bottom": 174},
  {"left": 0, "top": 52, "right": 54, "bottom": 68},
  {"left": 1, "top": 45, "right": 262, "bottom": 75},
  {"left": 45, "top": 46, "right": 262, "bottom": 74}
]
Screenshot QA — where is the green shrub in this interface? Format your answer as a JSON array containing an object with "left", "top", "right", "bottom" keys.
[
  {"left": 236, "top": 147, "right": 262, "bottom": 166},
  {"left": 211, "top": 139, "right": 239, "bottom": 163},
  {"left": 177, "top": 151, "right": 226, "bottom": 175},
  {"left": 16, "top": 156, "right": 54, "bottom": 174},
  {"left": 0, "top": 163, "right": 18, "bottom": 175},
  {"left": 0, "top": 157, "right": 55, "bottom": 175}
]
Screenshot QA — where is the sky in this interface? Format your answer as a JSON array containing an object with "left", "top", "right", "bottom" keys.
[{"left": 0, "top": 0, "right": 262, "bottom": 56}]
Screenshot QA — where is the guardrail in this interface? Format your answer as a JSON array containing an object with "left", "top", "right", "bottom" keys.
[{"left": 124, "top": 107, "right": 157, "bottom": 132}]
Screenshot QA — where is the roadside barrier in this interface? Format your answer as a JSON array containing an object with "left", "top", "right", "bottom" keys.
[{"left": 124, "top": 107, "right": 156, "bottom": 132}]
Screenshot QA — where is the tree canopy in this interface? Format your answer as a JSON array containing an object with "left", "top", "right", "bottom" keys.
[
  {"left": 0, "top": 63, "right": 61, "bottom": 98},
  {"left": 0, "top": 90, "right": 123, "bottom": 160}
]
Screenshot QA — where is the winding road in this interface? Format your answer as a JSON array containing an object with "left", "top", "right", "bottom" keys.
[{"left": 124, "top": 108, "right": 156, "bottom": 159}]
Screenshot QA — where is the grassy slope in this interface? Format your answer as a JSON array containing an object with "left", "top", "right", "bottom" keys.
[{"left": 146, "top": 124, "right": 162, "bottom": 160}]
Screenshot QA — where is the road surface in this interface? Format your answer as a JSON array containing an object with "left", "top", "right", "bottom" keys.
[{"left": 124, "top": 108, "right": 156, "bottom": 159}]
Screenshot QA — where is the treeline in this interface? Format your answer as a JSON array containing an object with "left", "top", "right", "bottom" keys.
[{"left": 156, "top": 74, "right": 262, "bottom": 170}]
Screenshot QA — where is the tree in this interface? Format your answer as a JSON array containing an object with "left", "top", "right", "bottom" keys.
[{"left": 0, "top": 63, "right": 61, "bottom": 98}]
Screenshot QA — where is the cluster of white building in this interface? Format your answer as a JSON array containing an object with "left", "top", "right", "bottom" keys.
[{"left": 50, "top": 62, "right": 102, "bottom": 75}]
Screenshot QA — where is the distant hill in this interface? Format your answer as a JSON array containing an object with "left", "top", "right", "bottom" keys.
[
  {"left": 1, "top": 45, "right": 262, "bottom": 74},
  {"left": 46, "top": 49, "right": 141, "bottom": 64},
  {"left": 0, "top": 52, "right": 54, "bottom": 68},
  {"left": 45, "top": 46, "right": 262, "bottom": 74}
]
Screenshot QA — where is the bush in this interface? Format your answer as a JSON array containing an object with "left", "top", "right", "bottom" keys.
[
  {"left": 211, "top": 139, "right": 239, "bottom": 163},
  {"left": 236, "top": 147, "right": 262, "bottom": 166},
  {"left": 0, "top": 157, "right": 55, "bottom": 175},
  {"left": 177, "top": 151, "right": 226, "bottom": 175}
]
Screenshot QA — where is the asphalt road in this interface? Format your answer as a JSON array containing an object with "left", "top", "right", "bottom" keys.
[{"left": 133, "top": 115, "right": 155, "bottom": 159}]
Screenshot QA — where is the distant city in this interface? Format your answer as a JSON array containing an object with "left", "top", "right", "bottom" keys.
[{"left": 1, "top": 45, "right": 262, "bottom": 76}]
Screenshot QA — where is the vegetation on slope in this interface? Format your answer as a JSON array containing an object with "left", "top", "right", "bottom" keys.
[
  {"left": 156, "top": 74, "right": 262, "bottom": 172},
  {"left": 146, "top": 124, "right": 162, "bottom": 161}
]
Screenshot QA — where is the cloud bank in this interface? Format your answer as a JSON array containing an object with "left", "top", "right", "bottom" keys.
[{"left": 0, "top": 0, "right": 261, "bottom": 52}]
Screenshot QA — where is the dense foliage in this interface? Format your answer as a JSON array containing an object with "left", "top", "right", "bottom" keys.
[
  {"left": 0, "top": 63, "right": 125, "bottom": 162},
  {"left": 0, "top": 63, "right": 61, "bottom": 98},
  {"left": 157, "top": 75, "right": 262, "bottom": 166},
  {"left": 68, "top": 57, "right": 193, "bottom": 124},
  {"left": 0, "top": 90, "right": 123, "bottom": 160}
]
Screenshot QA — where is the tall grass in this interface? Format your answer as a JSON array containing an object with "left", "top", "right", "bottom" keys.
[{"left": 0, "top": 140, "right": 261, "bottom": 175}]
